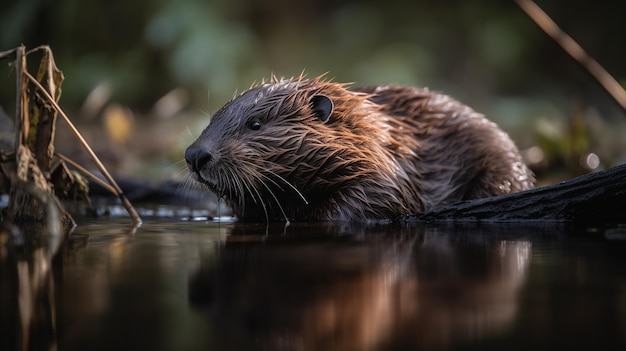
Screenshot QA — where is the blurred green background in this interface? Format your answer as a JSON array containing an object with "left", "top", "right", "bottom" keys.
[{"left": 1, "top": 0, "right": 625, "bottom": 183}]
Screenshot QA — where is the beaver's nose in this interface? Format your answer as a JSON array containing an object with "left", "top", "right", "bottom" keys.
[{"left": 185, "top": 146, "right": 213, "bottom": 173}]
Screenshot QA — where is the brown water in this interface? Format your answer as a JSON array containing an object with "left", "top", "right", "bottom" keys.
[{"left": 2, "top": 217, "right": 626, "bottom": 351}]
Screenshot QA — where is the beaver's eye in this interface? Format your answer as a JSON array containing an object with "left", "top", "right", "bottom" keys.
[{"left": 249, "top": 121, "right": 261, "bottom": 131}]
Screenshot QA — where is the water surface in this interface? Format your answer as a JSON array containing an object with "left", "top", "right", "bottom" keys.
[{"left": 2, "top": 218, "right": 625, "bottom": 350}]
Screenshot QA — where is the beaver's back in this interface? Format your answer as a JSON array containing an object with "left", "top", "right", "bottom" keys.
[{"left": 355, "top": 84, "right": 534, "bottom": 210}]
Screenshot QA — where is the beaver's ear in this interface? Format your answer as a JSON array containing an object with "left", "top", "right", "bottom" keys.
[{"left": 311, "top": 95, "right": 334, "bottom": 122}]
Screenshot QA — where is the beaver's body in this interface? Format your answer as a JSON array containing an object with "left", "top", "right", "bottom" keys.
[{"left": 185, "top": 76, "right": 533, "bottom": 221}]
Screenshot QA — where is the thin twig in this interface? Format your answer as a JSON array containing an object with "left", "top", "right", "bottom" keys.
[
  {"left": 55, "top": 152, "right": 118, "bottom": 195},
  {"left": 24, "top": 70, "right": 142, "bottom": 226},
  {"left": 25, "top": 45, "right": 56, "bottom": 56},
  {"left": 0, "top": 47, "right": 17, "bottom": 60},
  {"left": 14, "top": 45, "right": 27, "bottom": 150},
  {"left": 516, "top": 0, "right": 626, "bottom": 112}
]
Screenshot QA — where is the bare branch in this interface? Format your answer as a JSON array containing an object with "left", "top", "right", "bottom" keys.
[
  {"left": 24, "top": 70, "right": 142, "bottom": 226},
  {"left": 55, "top": 152, "right": 118, "bottom": 195},
  {"left": 516, "top": 0, "right": 626, "bottom": 112}
]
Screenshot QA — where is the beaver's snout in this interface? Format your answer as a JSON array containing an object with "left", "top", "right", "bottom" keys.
[{"left": 185, "top": 145, "right": 213, "bottom": 174}]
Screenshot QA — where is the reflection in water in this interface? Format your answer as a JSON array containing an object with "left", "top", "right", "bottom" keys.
[
  {"left": 189, "top": 223, "right": 532, "bottom": 350},
  {"left": 1, "top": 215, "right": 65, "bottom": 351},
  {"left": 3, "top": 220, "right": 625, "bottom": 350},
  {"left": 54, "top": 221, "right": 228, "bottom": 351}
]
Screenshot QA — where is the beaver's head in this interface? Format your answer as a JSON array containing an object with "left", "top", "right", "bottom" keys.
[{"left": 185, "top": 76, "right": 398, "bottom": 221}]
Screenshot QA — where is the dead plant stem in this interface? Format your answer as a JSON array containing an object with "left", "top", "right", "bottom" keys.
[
  {"left": 516, "top": 0, "right": 626, "bottom": 112},
  {"left": 24, "top": 70, "right": 142, "bottom": 226}
]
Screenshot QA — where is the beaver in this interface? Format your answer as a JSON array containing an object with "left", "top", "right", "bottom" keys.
[{"left": 185, "top": 75, "right": 534, "bottom": 222}]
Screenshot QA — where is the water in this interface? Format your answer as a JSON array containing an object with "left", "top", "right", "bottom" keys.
[{"left": 2, "top": 218, "right": 625, "bottom": 351}]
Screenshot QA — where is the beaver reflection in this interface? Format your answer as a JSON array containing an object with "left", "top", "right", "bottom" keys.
[{"left": 189, "top": 224, "right": 531, "bottom": 350}]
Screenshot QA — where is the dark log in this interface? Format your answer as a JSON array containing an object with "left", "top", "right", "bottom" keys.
[{"left": 409, "top": 164, "right": 626, "bottom": 224}]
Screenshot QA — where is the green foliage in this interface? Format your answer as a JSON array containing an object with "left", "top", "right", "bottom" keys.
[
  {"left": 1, "top": 0, "right": 624, "bottom": 179},
  {"left": 0, "top": 0, "right": 554, "bottom": 110}
]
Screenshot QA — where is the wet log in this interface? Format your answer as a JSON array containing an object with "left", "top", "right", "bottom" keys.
[{"left": 409, "top": 164, "right": 626, "bottom": 224}]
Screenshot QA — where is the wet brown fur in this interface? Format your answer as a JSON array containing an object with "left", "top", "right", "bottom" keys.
[{"left": 186, "top": 75, "right": 534, "bottom": 221}]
